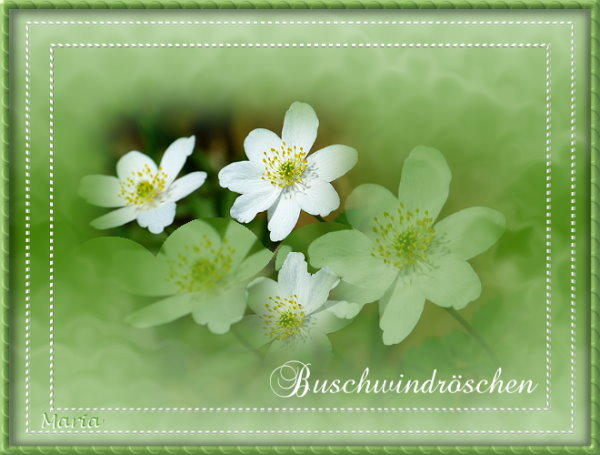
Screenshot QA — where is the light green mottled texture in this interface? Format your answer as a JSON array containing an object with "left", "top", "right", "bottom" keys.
[{"left": 2, "top": 2, "right": 596, "bottom": 452}]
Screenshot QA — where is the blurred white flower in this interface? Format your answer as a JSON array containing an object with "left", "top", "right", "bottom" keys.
[
  {"left": 309, "top": 147, "right": 506, "bottom": 345},
  {"left": 218, "top": 102, "right": 357, "bottom": 241},
  {"left": 80, "top": 136, "right": 206, "bottom": 234}
]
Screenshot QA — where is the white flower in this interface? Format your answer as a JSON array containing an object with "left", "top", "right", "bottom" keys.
[
  {"left": 237, "top": 252, "right": 360, "bottom": 358},
  {"left": 80, "top": 136, "right": 207, "bottom": 234},
  {"left": 218, "top": 102, "right": 358, "bottom": 241},
  {"left": 309, "top": 147, "right": 506, "bottom": 345}
]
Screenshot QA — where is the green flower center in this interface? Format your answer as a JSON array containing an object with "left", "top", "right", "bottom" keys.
[
  {"left": 190, "top": 258, "right": 217, "bottom": 284},
  {"left": 136, "top": 180, "right": 155, "bottom": 198},
  {"left": 119, "top": 164, "right": 167, "bottom": 206},
  {"left": 262, "top": 142, "right": 308, "bottom": 188},
  {"left": 261, "top": 295, "right": 307, "bottom": 340},
  {"left": 168, "top": 237, "right": 235, "bottom": 293},
  {"left": 372, "top": 205, "right": 436, "bottom": 272}
]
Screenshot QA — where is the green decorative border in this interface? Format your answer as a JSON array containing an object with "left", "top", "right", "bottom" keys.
[{"left": 2, "top": 0, "right": 598, "bottom": 452}]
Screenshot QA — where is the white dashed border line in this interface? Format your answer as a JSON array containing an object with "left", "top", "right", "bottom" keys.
[{"left": 45, "top": 41, "right": 554, "bottom": 417}]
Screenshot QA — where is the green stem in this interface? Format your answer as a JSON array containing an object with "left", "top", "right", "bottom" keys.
[
  {"left": 315, "top": 215, "right": 327, "bottom": 223},
  {"left": 444, "top": 307, "right": 500, "bottom": 367}
]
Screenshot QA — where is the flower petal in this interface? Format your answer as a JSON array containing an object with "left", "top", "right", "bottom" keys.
[
  {"left": 278, "top": 252, "right": 310, "bottom": 299},
  {"left": 223, "top": 219, "right": 263, "bottom": 266},
  {"left": 329, "top": 280, "right": 384, "bottom": 305},
  {"left": 321, "top": 300, "right": 362, "bottom": 319},
  {"left": 167, "top": 172, "right": 207, "bottom": 202},
  {"left": 244, "top": 128, "right": 282, "bottom": 163},
  {"left": 281, "top": 102, "right": 319, "bottom": 152},
  {"left": 218, "top": 161, "right": 265, "bottom": 194},
  {"left": 379, "top": 280, "right": 425, "bottom": 345},
  {"left": 303, "top": 268, "right": 340, "bottom": 314},
  {"left": 398, "top": 146, "right": 451, "bottom": 220},
  {"left": 79, "top": 175, "right": 124, "bottom": 208},
  {"left": 417, "top": 255, "right": 481, "bottom": 309},
  {"left": 161, "top": 219, "right": 221, "bottom": 259},
  {"left": 113, "top": 247, "right": 176, "bottom": 297},
  {"left": 274, "top": 221, "right": 348, "bottom": 270},
  {"left": 308, "top": 229, "right": 397, "bottom": 294},
  {"left": 126, "top": 293, "right": 194, "bottom": 328},
  {"left": 267, "top": 196, "right": 301, "bottom": 241},
  {"left": 295, "top": 180, "right": 340, "bottom": 217},
  {"left": 116, "top": 151, "right": 157, "bottom": 181},
  {"left": 311, "top": 302, "right": 357, "bottom": 334},
  {"left": 91, "top": 206, "right": 137, "bottom": 230},
  {"left": 191, "top": 285, "right": 246, "bottom": 334},
  {"left": 234, "top": 249, "right": 273, "bottom": 282},
  {"left": 308, "top": 144, "right": 358, "bottom": 182},
  {"left": 72, "top": 236, "right": 176, "bottom": 297},
  {"left": 246, "top": 277, "right": 280, "bottom": 315},
  {"left": 435, "top": 207, "right": 505, "bottom": 260},
  {"left": 136, "top": 202, "right": 176, "bottom": 234},
  {"left": 159, "top": 136, "right": 196, "bottom": 185},
  {"left": 345, "top": 184, "right": 398, "bottom": 236},
  {"left": 230, "top": 185, "right": 280, "bottom": 224}
]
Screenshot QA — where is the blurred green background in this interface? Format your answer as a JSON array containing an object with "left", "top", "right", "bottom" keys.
[{"left": 10, "top": 8, "right": 589, "bottom": 445}]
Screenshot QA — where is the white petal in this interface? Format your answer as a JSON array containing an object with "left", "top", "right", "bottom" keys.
[
  {"left": 91, "top": 206, "right": 137, "bottom": 230},
  {"left": 416, "top": 255, "right": 481, "bottom": 309},
  {"left": 281, "top": 102, "right": 319, "bottom": 152},
  {"left": 311, "top": 302, "right": 358, "bottom": 334},
  {"left": 79, "top": 175, "right": 124, "bottom": 208},
  {"left": 230, "top": 185, "right": 280, "bottom": 223},
  {"left": 278, "top": 252, "right": 310, "bottom": 299},
  {"left": 159, "top": 136, "right": 196, "bottom": 185},
  {"left": 244, "top": 128, "right": 282, "bottom": 163},
  {"left": 191, "top": 286, "right": 246, "bottom": 334},
  {"left": 304, "top": 268, "right": 340, "bottom": 314},
  {"left": 246, "top": 277, "right": 281, "bottom": 315},
  {"left": 218, "top": 161, "right": 265, "bottom": 193},
  {"left": 295, "top": 180, "right": 340, "bottom": 217},
  {"left": 379, "top": 280, "right": 425, "bottom": 345},
  {"left": 345, "top": 184, "right": 398, "bottom": 237},
  {"left": 321, "top": 300, "right": 362, "bottom": 319},
  {"left": 398, "top": 146, "right": 451, "bottom": 220},
  {"left": 166, "top": 172, "right": 207, "bottom": 202},
  {"left": 267, "top": 195, "right": 301, "bottom": 241},
  {"left": 116, "top": 151, "right": 157, "bottom": 181},
  {"left": 308, "top": 144, "right": 358, "bottom": 182},
  {"left": 136, "top": 202, "right": 176, "bottom": 234},
  {"left": 308, "top": 229, "right": 398, "bottom": 293}
]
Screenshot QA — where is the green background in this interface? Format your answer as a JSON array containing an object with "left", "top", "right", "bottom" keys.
[{"left": 7, "top": 7, "right": 590, "bottom": 446}]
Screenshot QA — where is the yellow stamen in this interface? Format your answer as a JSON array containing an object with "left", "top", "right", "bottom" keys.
[
  {"left": 119, "top": 164, "right": 168, "bottom": 206},
  {"left": 261, "top": 294, "right": 306, "bottom": 340},
  {"left": 168, "top": 237, "right": 235, "bottom": 292},
  {"left": 261, "top": 142, "right": 308, "bottom": 188},
  {"left": 371, "top": 205, "right": 436, "bottom": 272}
]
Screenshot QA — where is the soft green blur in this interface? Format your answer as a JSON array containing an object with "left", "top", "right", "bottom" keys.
[{"left": 10, "top": 8, "right": 589, "bottom": 445}]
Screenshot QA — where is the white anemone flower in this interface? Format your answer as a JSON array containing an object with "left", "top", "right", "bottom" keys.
[
  {"left": 80, "top": 136, "right": 206, "bottom": 234},
  {"left": 218, "top": 102, "right": 358, "bottom": 241},
  {"left": 309, "top": 147, "right": 506, "bottom": 345},
  {"left": 238, "top": 252, "right": 360, "bottom": 359}
]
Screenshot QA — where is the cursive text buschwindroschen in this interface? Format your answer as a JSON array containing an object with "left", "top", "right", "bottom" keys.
[{"left": 270, "top": 361, "right": 538, "bottom": 398}]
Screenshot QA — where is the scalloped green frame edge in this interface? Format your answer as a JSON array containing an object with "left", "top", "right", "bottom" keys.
[{"left": 1, "top": 0, "right": 598, "bottom": 453}]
